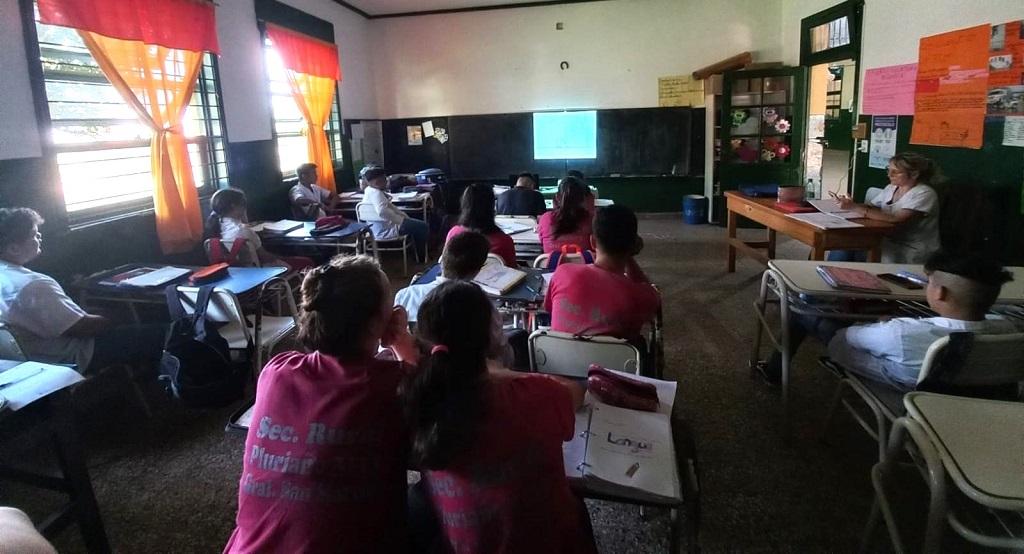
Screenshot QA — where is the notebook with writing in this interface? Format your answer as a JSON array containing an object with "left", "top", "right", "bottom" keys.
[
  {"left": 472, "top": 264, "right": 527, "bottom": 295},
  {"left": 816, "top": 265, "right": 891, "bottom": 294}
]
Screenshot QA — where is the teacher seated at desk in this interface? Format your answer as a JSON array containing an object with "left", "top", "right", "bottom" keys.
[
  {"left": 832, "top": 152, "right": 940, "bottom": 263},
  {"left": 0, "top": 208, "right": 166, "bottom": 374}
]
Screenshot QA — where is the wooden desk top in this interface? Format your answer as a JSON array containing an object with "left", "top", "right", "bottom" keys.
[{"left": 725, "top": 190, "right": 893, "bottom": 233}]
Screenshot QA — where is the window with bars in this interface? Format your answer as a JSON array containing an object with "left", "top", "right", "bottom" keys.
[
  {"left": 33, "top": 8, "right": 227, "bottom": 221},
  {"left": 264, "top": 35, "right": 344, "bottom": 177}
]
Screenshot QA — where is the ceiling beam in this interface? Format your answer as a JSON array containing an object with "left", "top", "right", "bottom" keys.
[{"left": 332, "top": 0, "right": 610, "bottom": 20}]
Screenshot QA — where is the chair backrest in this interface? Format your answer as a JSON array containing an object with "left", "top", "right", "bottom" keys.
[
  {"left": 203, "top": 238, "right": 259, "bottom": 267},
  {"left": 355, "top": 201, "right": 383, "bottom": 223},
  {"left": 529, "top": 329, "right": 641, "bottom": 377},
  {"left": 532, "top": 251, "right": 594, "bottom": 268},
  {"left": 485, "top": 253, "right": 505, "bottom": 268},
  {"left": 174, "top": 286, "right": 251, "bottom": 344},
  {"left": 864, "top": 186, "right": 885, "bottom": 205},
  {"left": 0, "top": 323, "right": 27, "bottom": 361},
  {"left": 918, "top": 332, "right": 1024, "bottom": 390}
]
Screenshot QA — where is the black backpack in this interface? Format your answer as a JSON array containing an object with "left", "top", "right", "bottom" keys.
[{"left": 159, "top": 285, "right": 246, "bottom": 408}]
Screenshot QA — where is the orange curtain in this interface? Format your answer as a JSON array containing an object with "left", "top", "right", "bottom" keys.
[
  {"left": 80, "top": 31, "right": 204, "bottom": 253},
  {"left": 266, "top": 24, "right": 341, "bottom": 193},
  {"left": 284, "top": 72, "right": 338, "bottom": 192}
]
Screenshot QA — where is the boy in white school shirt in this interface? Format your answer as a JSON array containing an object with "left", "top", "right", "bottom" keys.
[
  {"left": 360, "top": 164, "right": 428, "bottom": 261},
  {"left": 827, "top": 251, "right": 1019, "bottom": 390},
  {"left": 0, "top": 208, "right": 167, "bottom": 373},
  {"left": 289, "top": 162, "right": 339, "bottom": 220}
]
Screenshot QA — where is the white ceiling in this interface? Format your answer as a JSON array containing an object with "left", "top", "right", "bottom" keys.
[{"left": 343, "top": 0, "right": 571, "bottom": 16}]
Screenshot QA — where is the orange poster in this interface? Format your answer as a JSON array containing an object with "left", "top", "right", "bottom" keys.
[
  {"left": 910, "top": 24, "right": 990, "bottom": 149},
  {"left": 987, "top": 20, "right": 1024, "bottom": 116}
]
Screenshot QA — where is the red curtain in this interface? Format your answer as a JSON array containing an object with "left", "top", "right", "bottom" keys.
[
  {"left": 265, "top": 24, "right": 341, "bottom": 81},
  {"left": 38, "top": 0, "right": 219, "bottom": 53}
]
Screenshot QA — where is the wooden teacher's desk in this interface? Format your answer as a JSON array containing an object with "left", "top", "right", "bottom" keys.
[{"left": 725, "top": 191, "right": 894, "bottom": 271}]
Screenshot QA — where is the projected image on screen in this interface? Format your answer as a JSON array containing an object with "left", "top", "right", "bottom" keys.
[{"left": 533, "top": 111, "right": 597, "bottom": 159}]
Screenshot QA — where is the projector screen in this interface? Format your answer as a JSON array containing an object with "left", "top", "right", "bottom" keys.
[{"left": 533, "top": 111, "right": 597, "bottom": 159}]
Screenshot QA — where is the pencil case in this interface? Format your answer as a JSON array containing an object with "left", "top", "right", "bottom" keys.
[{"left": 587, "top": 365, "right": 659, "bottom": 412}]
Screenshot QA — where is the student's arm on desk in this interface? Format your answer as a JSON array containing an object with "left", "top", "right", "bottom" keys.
[
  {"left": 839, "top": 197, "right": 923, "bottom": 225},
  {"left": 64, "top": 314, "right": 111, "bottom": 337},
  {"left": 828, "top": 320, "right": 902, "bottom": 360}
]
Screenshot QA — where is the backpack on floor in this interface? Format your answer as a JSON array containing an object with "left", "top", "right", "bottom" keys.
[
  {"left": 159, "top": 285, "right": 246, "bottom": 408},
  {"left": 546, "top": 244, "right": 595, "bottom": 271}
]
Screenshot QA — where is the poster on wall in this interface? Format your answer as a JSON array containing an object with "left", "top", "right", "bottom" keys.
[
  {"left": 869, "top": 116, "right": 898, "bottom": 168},
  {"left": 861, "top": 63, "right": 917, "bottom": 115},
  {"left": 407, "top": 125, "right": 423, "bottom": 146},
  {"left": 987, "top": 20, "right": 1024, "bottom": 116},
  {"left": 1003, "top": 116, "right": 1024, "bottom": 147},
  {"left": 658, "top": 75, "right": 704, "bottom": 107},
  {"left": 910, "top": 24, "right": 990, "bottom": 149}
]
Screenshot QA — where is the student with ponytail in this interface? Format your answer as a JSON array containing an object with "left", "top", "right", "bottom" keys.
[
  {"left": 402, "top": 280, "right": 595, "bottom": 554},
  {"left": 205, "top": 187, "right": 313, "bottom": 271},
  {"left": 225, "top": 255, "right": 419, "bottom": 554},
  {"left": 537, "top": 176, "right": 593, "bottom": 253}
]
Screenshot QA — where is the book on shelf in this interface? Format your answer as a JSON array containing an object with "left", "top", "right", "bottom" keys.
[
  {"left": 99, "top": 266, "right": 191, "bottom": 288},
  {"left": 563, "top": 373, "right": 681, "bottom": 504},
  {"left": 472, "top": 263, "right": 527, "bottom": 295},
  {"left": 816, "top": 265, "right": 891, "bottom": 294}
]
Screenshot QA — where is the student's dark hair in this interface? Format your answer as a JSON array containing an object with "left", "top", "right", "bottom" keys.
[
  {"left": 296, "top": 162, "right": 317, "bottom": 177},
  {"left": 594, "top": 204, "right": 639, "bottom": 257},
  {"left": 552, "top": 176, "right": 589, "bottom": 237},
  {"left": 298, "top": 255, "right": 389, "bottom": 360},
  {"left": 566, "top": 169, "right": 585, "bottom": 181},
  {"left": 0, "top": 208, "right": 43, "bottom": 252},
  {"left": 890, "top": 152, "right": 939, "bottom": 185},
  {"left": 457, "top": 183, "right": 500, "bottom": 234},
  {"left": 441, "top": 231, "right": 491, "bottom": 279},
  {"left": 204, "top": 188, "right": 247, "bottom": 239},
  {"left": 360, "top": 164, "right": 386, "bottom": 182},
  {"left": 924, "top": 250, "right": 1013, "bottom": 313},
  {"left": 401, "top": 280, "right": 493, "bottom": 469}
]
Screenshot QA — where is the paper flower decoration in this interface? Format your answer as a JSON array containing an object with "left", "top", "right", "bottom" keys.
[
  {"left": 774, "top": 118, "right": 791, "bottom": 133},
  {"left": 731, "top": 109, "right": 749, "bottom": 127},
  {"left": 761, "top": 149, "right": 776, "bottom": 161},
  {"left": 763, "top": 107, "right": 778, "bottom": 125},
  {"left": 730, "top": 139, "right": 743, "bottom": 149},
  {"left": 776, "top": 144, "right": 791, "bottom": 160}
]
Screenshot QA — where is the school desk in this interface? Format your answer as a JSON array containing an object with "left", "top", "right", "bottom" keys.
[
  {"left": 750, "top": 259, "right": 1024, "bottom": 412},
  {"left": 725, "top": 190, "right": 894, "bottom": 271},
  {"left": 75, "top": 264, "right": 287, "bottom": 323},
  {"left": 0, "top": 362, "right": 109, "bottom": 553},
  {"left": 496, "top": 216, "right": 543, "bottom": 264},
  {"left": 413, "top": 262, "right": 548, "bottom": 329},
  {"left": 260, "top": 220, "right": 371, "bottom": 256},
  {"left": 335, "top": 191, "right": 433, "bottom": 223}
]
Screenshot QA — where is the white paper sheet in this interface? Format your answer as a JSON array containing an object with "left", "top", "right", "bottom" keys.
[
  {"left": 422, "top": 120, "right": 435, "bottom": 138},
  {"left": 496, "top": 220, "right": 534, "bottom": 235},
  {"left": 0, "top": 361, "right": 84, "bottom": 411},
  {"left": 585, "top": 402, "right": 680, "bottom": 500},
  {"left": 120, "top": 266, "right": 191, "bottom": 288},
  {"left": 1004, "top": 116, "right": 1024, "bottom": 147},
  {"left": 806, "top": 199, "right": 861, "bottom": 219},
  {"left": 390, "top": 191, "right": 420, "bottom": 201},
  {"left": 786, "top": 212, "right": 864, "bottom": 229}
]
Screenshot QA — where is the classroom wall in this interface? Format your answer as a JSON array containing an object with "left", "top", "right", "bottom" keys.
[
  {"left": 0, "top": 0, "right": 42, "bottom": 161},
  {"left": 370, "top": 0, "right": 784, "bottom": 119}
]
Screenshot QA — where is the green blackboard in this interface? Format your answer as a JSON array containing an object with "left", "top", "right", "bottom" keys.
[{"left": 854, "top": 115, "right": 1024, "bottom": 264}]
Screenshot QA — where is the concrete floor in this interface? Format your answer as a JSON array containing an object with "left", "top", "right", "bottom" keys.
[{"left": 2, "top": 218, "right": 994, "bottom": 553}]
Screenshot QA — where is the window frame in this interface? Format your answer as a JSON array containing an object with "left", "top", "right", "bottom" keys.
[
  {"left": 20, "top": 0, "right": 229, "bottom": 228},
  {"left": 259, "top": 21, "right": 345, "bottom": 179},
  {"left": 799, "top": 0, "right": 863, "bottom": 68}
]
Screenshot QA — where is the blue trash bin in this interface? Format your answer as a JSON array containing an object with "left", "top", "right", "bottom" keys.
[{"left": 682, "top": 195, "right": 707, "bottom": 224}]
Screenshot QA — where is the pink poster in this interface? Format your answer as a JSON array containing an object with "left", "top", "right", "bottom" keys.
[{"left": 861, "top": 63, "right": 918, "bottom": 115}]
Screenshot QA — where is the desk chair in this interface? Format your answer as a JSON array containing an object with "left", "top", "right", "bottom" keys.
[
  {"left": 203, "top": 238, "right": 300, "bottom": 315},
  {"left": 355, "top": 202, "right": 416, "bottom": 276},
  {"left": 865, "top": 394, "right": 1024, "bottom": 553},
  {"left": 173, "top": 280, "right": 297, "bottom": 375},
  {"left": 532, "top": 250, "right": 594, "bottom": 269},
  {"left": 528, "top": 329, "right": 641, "bottom": 377},
  {"left": 820, "top": 332, "right": 1024, "bottom": 462}
]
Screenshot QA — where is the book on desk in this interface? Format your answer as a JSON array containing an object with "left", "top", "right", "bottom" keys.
[
  {"left": 98, "top": 266, "right": 191, "bottom": 288},
  {"left": 252, "top": 220, "right": 304, "bottom": 234},
  {"left": 564, "top": 373, "right": 681, "bottom": 504},
  {"left": 473, "top": 263, "right": 527, "bottom": 295},
  {"left": 816, "top": 265, "right": 891, "bottom": 294}
]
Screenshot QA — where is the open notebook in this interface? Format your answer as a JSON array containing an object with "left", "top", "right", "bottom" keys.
[
  {"left": 564, "top": 373, "right": 681, "bottom": 504},
  {"left": 806, "top": 198, "right": 860, "bottom": 219},
  {"left": 472, "top": 263, "right": 527, "bottom": 295}
]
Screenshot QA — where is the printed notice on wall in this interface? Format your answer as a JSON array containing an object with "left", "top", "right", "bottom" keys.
[
  {"left": 406, "top": 125, "right": 423, "bottom": 146},
  {"left": 869, "top": 116, "right": 899, "bottom": 168},
  {"left": 987, "top": 20, "right": 1024, "bottom": 117},
  {"left": 421, "top": 120, "right": 435, "bottom": 138},
  {"left": 658, "top": 75, "right": 704, "bottom": 107},
  {"left": 910, "top": 24, "right": 990, "bottom": 149},
  {"left": 861, "top": 64, "right": 917, "bottom": 115},
  {"left": 1003, "top": 116, "right": 1024, "bottom": 147}
]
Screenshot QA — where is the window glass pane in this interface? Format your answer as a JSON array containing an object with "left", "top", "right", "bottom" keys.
[
  {"left": 34, "top": 3, "right": 225, "bottom": 218},
  {"left": 809, "top": 16, "right": 850, "bottom": 54}
]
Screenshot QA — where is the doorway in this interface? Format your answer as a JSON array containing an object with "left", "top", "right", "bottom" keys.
[{"left": 799, "top": 1, "right": 863, "bottom": 200}]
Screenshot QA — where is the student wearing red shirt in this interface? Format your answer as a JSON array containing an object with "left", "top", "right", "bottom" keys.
[
  {"left": 445, "top": 183, "right": 517, "bottom": 267},
  {"left": 537, "top": 176, "right": 593, "bottom": 253},
  {"left": 402, "top": 281, "right": 596, "bottom": 554},
  {"left": 224, "top": 255, "right": 419, "bottom": 554},
  {"left": 544, "top": 204, "right": 660, "bottom": 340}
]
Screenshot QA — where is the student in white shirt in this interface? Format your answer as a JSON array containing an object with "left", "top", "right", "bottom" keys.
[
  {"left": 204, "top": 188, "right": 313, "bottom": 271},
  {"left": 0, "top": 208, "right": 166, "bottom": 373},
  {"left": 359, "top": 165, "right": 428, "bottom": 261},
  {"left": 832, "top": 152, "right": 941, "bottom": 263},
  {"left": 289, "top": 163, "right": 339, "bottom": 220},
  {"left": 758, "top": 250, "right": 1018, "bottom": 389}
]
